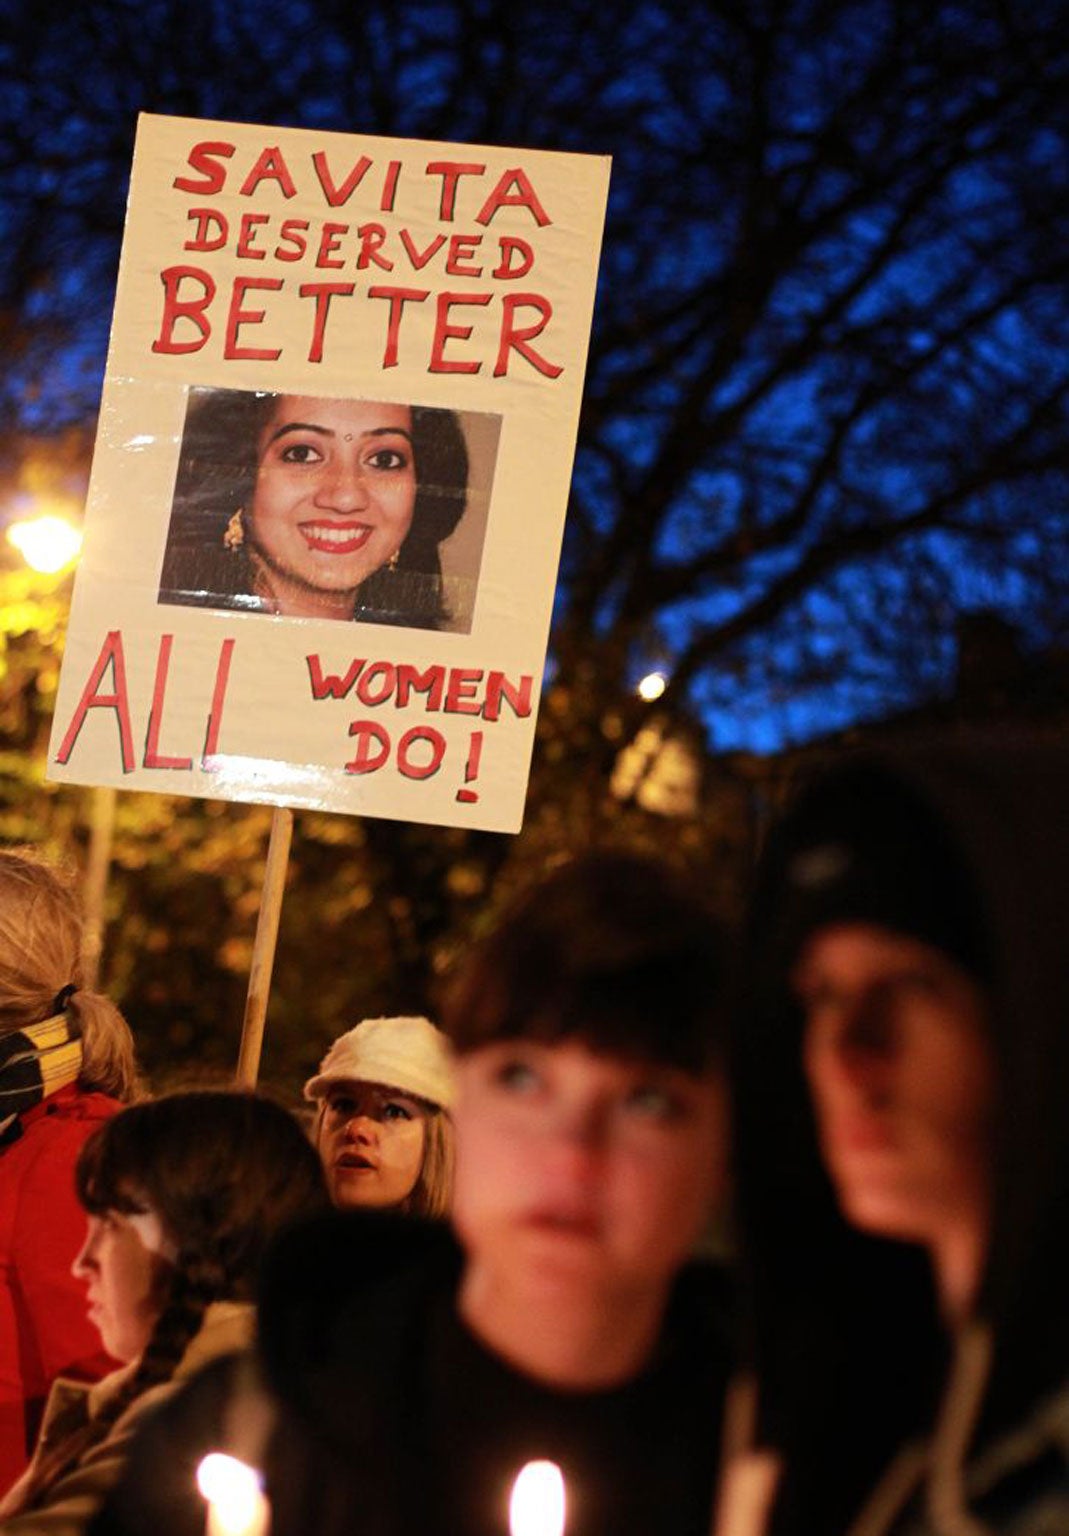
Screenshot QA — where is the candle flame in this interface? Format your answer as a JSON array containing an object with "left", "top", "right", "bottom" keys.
[
  {"left": 196, "top": 1453, "right": 268, "bottom": 1536},
  {"left": 509, "top": 1460, "right": 566, "bottom": 1536}
]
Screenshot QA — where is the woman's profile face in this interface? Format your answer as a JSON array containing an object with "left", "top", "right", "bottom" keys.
[
  {"left": 72, "top": 1196, "right": 176, "bottom": 1364},
  {"left": 248, "top": 396, "right": 417, "bottom": 618}
]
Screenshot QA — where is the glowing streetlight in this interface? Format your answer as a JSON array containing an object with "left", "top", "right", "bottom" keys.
[
  {"left": 636, "top": 670, "right": 667, "bottom": 702},
  {"left": 196, "top": 1453, "right": 269, "bottom": 1536},
  {"left": 6, "top": 513, "right": 82, "bottom": 574},
  {"left": 509, "top": 1460, "right": 566, "bottom": 1536}
]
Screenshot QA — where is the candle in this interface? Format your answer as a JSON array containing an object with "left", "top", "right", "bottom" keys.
[
  {"left": 196, "top": 1452, "right": 270, "bottom": 1536},
  {"left": 509, "top": 1459, "right": 566, "bottom": 1536}
]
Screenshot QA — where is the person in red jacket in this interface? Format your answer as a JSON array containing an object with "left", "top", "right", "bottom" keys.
[{"left": 0, "top": 850, "right": 139, "bottom": 1491}]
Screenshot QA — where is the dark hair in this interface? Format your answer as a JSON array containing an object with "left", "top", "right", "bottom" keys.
[
  {"left": 17, "top": 1091, "right": 327, "bottom": 1512},
  {"left": 158, "top": 388, "right": 469, "bottom": 629},
  {"left": 76, "top": 1090, "right": 327, "bottom": 1298},
  {"left": 754, "top": 761, "right": 994, "bottom": 992},
  {"left": 442, "top": 850, "right": 728, "bottom": 1073}
]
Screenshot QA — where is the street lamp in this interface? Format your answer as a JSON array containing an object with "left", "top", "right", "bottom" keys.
[
  {"left": 612, "top": 668, "right": 702, "bottom": 817},
  {"left": 636, "top": 670, "right": 667, "bottom": 702},
  {"left": 6, "top": 512, "right": 83, "bottom": 574}
]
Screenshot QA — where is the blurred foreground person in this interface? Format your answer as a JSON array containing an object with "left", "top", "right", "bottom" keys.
[
  {"left": 94, "top": 851, "right": 734, "bottom": 1536},
  {"left": 725, "top": 743, "right": 1069, "bottom": 1536},
  {"left": 0, "top": 851, "right": 139, "bottom": 1488},
  {"left": 1, "top": 1091, "right": 326, "bottom": 1532},
  {"left": 304, "top": 1014, "right": 454, "bottom": 1216}
]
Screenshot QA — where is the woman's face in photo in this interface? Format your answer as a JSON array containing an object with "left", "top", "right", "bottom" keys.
[
  {"left": 72, "top": 1197, "right": 175, "bottom": 1364},
  {"left": 248, "top": 396, "right": 417, "bottom": 616}
]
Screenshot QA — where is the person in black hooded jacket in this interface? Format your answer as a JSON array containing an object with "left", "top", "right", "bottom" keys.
[
  {"left": 92, "top": 850, "right": 735, "bottom": 1536},
  {"left": 721, "top": 736, "right": 1069, "bottom": 1536}
]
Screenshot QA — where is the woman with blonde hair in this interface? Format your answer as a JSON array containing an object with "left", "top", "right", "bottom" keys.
[
  {"left": 0, "top": 850, "right": 139, "bottom": 1489},
  {"left": 304, "top": 1015, "right": 454, "bottom": 1218}
]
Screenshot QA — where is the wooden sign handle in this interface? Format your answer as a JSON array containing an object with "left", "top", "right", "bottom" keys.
[
  {"left": 82, "top": 785, "right": 117, "bottom": 990},
  {"left": 235, "top": 806, "right": 294, "bottom": 1087}
]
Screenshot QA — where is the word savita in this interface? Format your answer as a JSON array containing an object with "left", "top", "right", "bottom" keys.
[
  {"left": 306, "top": 656, "right": 533, "bottom": 722},
  {"left": 174, "top": 142, "right": 553, "bottom": 226}
]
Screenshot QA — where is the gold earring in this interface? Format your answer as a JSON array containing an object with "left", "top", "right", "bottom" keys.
[
  {"left": 387, "top": 549, "right": 400, "bottom": 572},
  {"left": 223, "top": 508, "right": 245, "bottom": 552}
]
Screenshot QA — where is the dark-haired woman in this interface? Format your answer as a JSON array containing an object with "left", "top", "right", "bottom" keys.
[
  {"left": 0, "top": 1091, "right": 326, "bottom": 1532},
  {"left": 159, "top": 389, "right": 469, "bottom": 630},
  {"left": 94, "top": 852, "right": 737, "bottom": 1536}
]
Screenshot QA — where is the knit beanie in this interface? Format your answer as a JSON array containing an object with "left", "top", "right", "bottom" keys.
[
  {"left": 303, "top": 1015, "right": 455, "bottom": 1110},
  {"left": 764, "top": 762, "right": 992, "bottom": 985}
]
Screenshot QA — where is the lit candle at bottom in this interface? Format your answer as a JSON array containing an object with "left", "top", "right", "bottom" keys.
[
  {"left": 509, "top": 1460, "right": 566, "bottom": 1536},
  {"left": 197, "top": 1452, "right": 270, "bottom": 1536}
]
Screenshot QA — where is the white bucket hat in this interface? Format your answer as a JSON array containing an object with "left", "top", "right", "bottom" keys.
[{"left": 303, "top": 1016, "right": 454, "bottom": 1110}]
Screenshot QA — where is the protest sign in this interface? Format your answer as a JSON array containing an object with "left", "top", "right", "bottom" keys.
[{"left": 48, "top": 113, "right": 610, "bottom": 834}]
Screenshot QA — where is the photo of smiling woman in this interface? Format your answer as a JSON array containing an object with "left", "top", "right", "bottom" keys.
[{"left": 158, "top": 388, "right": 493, "bottom": 632}]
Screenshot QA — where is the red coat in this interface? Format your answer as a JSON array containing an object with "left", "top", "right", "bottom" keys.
[{"left": 0, "top": 1084, "right": 120, "bottom": 1490}]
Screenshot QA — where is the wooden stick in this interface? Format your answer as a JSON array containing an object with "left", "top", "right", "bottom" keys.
[
  {"left": 82, "top": 785, "right": 117, "bottom": 990},
  {"left": 235, "top": 806, "right": 294, "bottom": 1087}
]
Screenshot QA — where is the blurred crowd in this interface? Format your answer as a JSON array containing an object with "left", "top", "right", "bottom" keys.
[{"left": 3, "top": 734, "right": 1069, "bottom": 1535}]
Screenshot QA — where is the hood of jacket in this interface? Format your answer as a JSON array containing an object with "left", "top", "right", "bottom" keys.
[{"left": 734, "top": 732, "right": 1069, "bottom": 1530}]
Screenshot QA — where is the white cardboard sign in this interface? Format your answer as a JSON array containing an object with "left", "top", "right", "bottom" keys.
[{"left": 48, "top": 114, "right": 610, "bottom": 832}]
